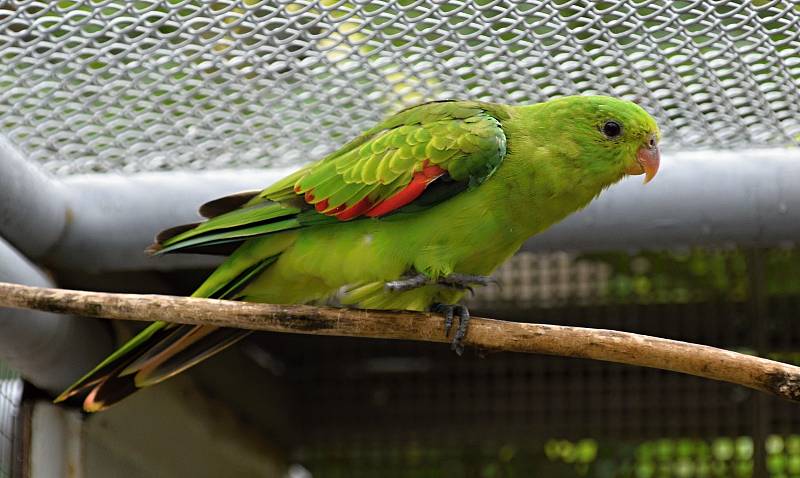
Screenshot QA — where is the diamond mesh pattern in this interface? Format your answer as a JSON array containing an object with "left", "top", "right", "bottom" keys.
[{"left": 1, "top": 1, "right": 799, "bottom": 175}]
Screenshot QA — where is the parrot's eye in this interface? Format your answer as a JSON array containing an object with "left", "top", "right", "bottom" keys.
[{"left": 602, "top": 121, "right": 622, "bottom": 139}]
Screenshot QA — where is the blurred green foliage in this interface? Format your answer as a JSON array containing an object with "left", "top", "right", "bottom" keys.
[
  {"left": 578, "top": 247, "right": 800, "bottom": 305},
  {"left": 301, "top": 435, "right": 800, "bottom": 477},
  {"left": 543, "top": 435, "right": 800, "bottom": 478}
]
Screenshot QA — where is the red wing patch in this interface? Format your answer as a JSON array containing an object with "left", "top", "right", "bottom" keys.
[
  {"left": 298, "top": 162, "right": 447, "bottom": 221},
  {"left": 365, "top": 164, "right": 446, "bottom": 217},
  {"left": 335, "top": 197, "right": 373, "bottom": 221}
]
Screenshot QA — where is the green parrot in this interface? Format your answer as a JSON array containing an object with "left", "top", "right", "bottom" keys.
[{"left": 55, "top": 95, "right": 660, "bottom": 412}]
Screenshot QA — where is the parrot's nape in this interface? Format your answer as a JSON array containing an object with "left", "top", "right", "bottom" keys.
[{"left": 55, "top": 95, "right": 660, "bottom": 412}]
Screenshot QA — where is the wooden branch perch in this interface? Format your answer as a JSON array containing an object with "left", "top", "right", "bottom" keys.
[{"left": 1, "top": 281, "right": 799, "bottom": 402}]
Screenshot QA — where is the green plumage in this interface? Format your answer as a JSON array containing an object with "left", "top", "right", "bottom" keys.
[
  {"left": 274, "top": 101, "right": 508, "bottom": 213},
  {"left": 57, "top": 96, "right": 660, "bottom": 411}
]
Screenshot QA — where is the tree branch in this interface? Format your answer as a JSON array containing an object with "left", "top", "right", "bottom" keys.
[{"left": 1, "top": 281, "right": 799, "bottom": 402}]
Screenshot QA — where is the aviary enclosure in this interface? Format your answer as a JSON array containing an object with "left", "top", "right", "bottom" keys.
[{"left": 0, "top": 1, "right": 799, "bottom": 477}]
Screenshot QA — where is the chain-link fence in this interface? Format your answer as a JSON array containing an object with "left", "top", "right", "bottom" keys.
[
  {"left": 1, "top": 0, "right": 799, "bottom": 175},
  {"left": 256, "top": 246, "right": 800, "bottom": 477}
]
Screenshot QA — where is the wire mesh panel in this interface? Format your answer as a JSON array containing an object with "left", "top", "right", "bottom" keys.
[
  {"left": 0, "top": 363, "right": 22, "bottom": 478},
  {"left": 242, "top": 246, "right": 800, "bottom": 477},
  {"left": 1, "top": 0, "right": 799, "bottom": 175},
  {"left": 2, "top": 2, "right": 800, "bottom": 477}
]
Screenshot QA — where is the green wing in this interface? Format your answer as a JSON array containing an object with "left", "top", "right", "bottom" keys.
[
  {"left": 148, "top": 100, "right": 508, "bottom": 256},
  {"left": 257, "top": 100, "right": 509, "bottom": 220}
]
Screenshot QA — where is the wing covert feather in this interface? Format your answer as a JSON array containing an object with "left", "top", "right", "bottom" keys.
[{"left": 260, "top": 101, "right": 508, "bottom": 220}]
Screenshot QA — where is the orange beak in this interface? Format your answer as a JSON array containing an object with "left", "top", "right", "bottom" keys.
[{"left": 625, "top": 142, "right": 660, "bottom": 183}]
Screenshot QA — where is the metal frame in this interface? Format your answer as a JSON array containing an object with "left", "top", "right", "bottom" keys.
[
  {"left": 3, "top": 137, "right": 799, "bottom": 273},
  {"left": 0, "top": 236, "right": 111, "bottom": 394},
  {"left": 525, "top": 147, "right": 800, "bottom": 252}
]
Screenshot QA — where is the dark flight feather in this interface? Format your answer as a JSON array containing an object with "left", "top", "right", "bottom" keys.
[{"left": 198, "top": 190, "right": 261, "bottom": 218}]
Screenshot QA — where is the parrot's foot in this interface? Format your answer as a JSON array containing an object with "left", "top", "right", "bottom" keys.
[
  {"left": 385, "top": 273, "right": 497, "bottom": 296},
  {"left": 431, "top": 303, "right": 471, "bottom": 356},
  {"left": 385, "top": 274, "right": 429, "bottom": 292},
  {"left": 436, "top": 274, "right": 498, "bottom": 295}
]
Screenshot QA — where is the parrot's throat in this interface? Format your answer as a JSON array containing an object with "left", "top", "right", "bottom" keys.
[{"left": 489, "top": 149, "right": 624, "bottom": 240}]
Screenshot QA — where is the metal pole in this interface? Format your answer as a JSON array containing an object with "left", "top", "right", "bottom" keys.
[
  {"left": 0, "top": 236, "right": 112, "bottom": 393},
  {"left": 0, "top": 136, "right": 68, "bottom": 259},
  {"left": 46, "top": 148, "right": 800, "bottom": 271},
  {"left": 747, "top": 249, "right": 769, "bottom": 478},
  {"left": 2, "top": 135, "right": 800, "bottom": 273},
  {"left": 45, "top": 169, "right": 292, "bottom": 272},
  {"left": 525, "top": 148, "right": 800, "bottom": 252}
]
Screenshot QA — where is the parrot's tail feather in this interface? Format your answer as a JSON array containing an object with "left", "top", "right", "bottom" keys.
[
  {"left": 81, "top": 326, "right": 251, "bottom": 412},
  {"left": 212, "top": 256, "right": 279, "bottom": 299},
  {"left": 117, "top": 324, "right": 199, "bottom": 377},
  {"left": 63, "top": 185, "right": 305, "bottom": 410},
  {"left": 135, "top": 327, "right": 251, "bottom": 388},
  {"left": 54, "top": 322, "right": 173, "bottom": 403},
  {"left": 82, "top": 363, "right": 140, "bottom": 413},
  {"left": 59, "top": 251, "right": 284, "bottom": 412},
  {"left": 198, "top": 190, "right": 261, "bottom": 218}
]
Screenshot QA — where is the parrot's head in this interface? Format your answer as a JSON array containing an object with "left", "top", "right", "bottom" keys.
[
  {"left": 535, "top": 96, "right": 661, "bottom": 186},
  {"left": 595, "top": 97, "right": 661, "bottom": 184}
]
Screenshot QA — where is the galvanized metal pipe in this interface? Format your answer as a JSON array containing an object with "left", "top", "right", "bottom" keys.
[
  {"left": 48, "top": 169, "right": 291, "bottom": 272},
  {"left": 2, "top": 135, "right": 799, "bottom": 272},
  {"left": 524, "top": 148, "right": 800, "bottom": 252},
  {"left": 0, "top": 236, "right": 112, "bottom": 393},
  {"left": 52, "top": 149, "right": 800, "bottom": 271},
  {"left": 0, "top": 136, "right": 68, "bottom": 259}
]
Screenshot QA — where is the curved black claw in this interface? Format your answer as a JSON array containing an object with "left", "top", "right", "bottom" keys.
[{"left": 431, "top": 303, "right": 471, "bottom": 356}]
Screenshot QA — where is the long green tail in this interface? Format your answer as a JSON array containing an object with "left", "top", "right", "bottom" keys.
[{"left": 55, "top": 192, "right": 306, "bottom": 411}]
